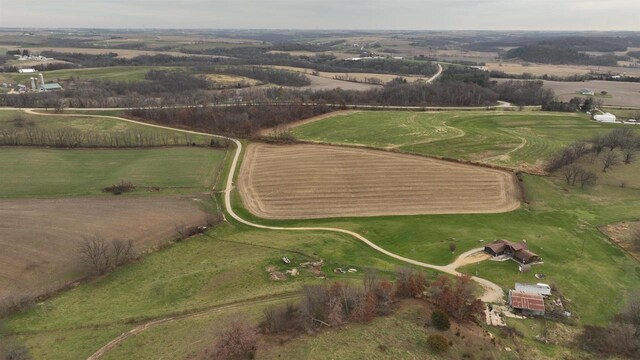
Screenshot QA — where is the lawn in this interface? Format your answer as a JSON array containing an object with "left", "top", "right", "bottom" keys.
[
  {"left": 9, "top": 66, "right": 179, "bottom": 83},
  {"left": 292, "top": 110, "right": 625, "bottom": 169},
  {"left": 0, "top": 147, "right": 226, "bottom": 198}
]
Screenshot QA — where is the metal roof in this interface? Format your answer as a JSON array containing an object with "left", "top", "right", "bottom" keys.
[
  {"left": 42, "top": 83, "right": 63, "bottom": 90},
  {"left": 509, "top": 290, "right": 545, "bottom": 312}
]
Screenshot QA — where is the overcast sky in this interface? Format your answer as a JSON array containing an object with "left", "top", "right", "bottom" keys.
[{"left": 1, "top": 0, "right": 639, "bottom": 30}]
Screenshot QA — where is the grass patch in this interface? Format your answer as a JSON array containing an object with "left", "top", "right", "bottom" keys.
[
  {"left": 3, "top": 222, "right": 411, "bottom": 358},
  {"left": 292, "top": 110, "right": 625, "bottom": 168},
  {"left": 0, "top": 147, "right": 225, "bottom": 198},
  {"left": 9, "top": 66, "right": 179, "bottom": 83},
  {"left": 0, "top": 110, "right": 209, "bottom": 143}
]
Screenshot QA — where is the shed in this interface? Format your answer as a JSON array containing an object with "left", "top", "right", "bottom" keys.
[
  {"left": 594, "top": 113, "right": 617, "bottom": 123},
  {"left": 40, "top": 83, "right": 63, "bottom": 91},
  {"left": 509, "top": 290, "right": 545, "bottom": 316},
  {"left": 515, "top": 283, "right": 551, "bottom": 296}
]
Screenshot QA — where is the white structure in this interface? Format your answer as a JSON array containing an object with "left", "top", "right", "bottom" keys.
[
  {"left": 594, "top": 113, "right": 617, "bottom": 123},
  {"left": 18, "top": 68, "right": 36, "bottom": 73},
  {"left": 515, "top": 283, "right": 552, "bottom": 297}
]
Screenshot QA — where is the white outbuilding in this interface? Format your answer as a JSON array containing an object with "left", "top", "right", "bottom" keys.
[
  {"left": 18, "top": 68, "right": 36, "bottom": 73},
  {"left": 594, "top": 113, "right": 617, "bottom": 123}
]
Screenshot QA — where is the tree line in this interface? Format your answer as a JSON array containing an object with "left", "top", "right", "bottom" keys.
[
  {"left": 547, "top": 128, "right": 639, "bottom": 188},
  {"left": 211, "top": 269, "right": 483, "bottom": 359}
]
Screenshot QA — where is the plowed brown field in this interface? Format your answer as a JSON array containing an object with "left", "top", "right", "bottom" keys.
[
  {"left": 0, "top": 196, "right": 209, "bottom": 300},
  {"left": 238, "top": 144, "right": 520, "bottom": 219}
]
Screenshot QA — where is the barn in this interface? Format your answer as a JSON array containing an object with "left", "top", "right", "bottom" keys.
[{"left": 509, "top": 290, "right": 545, "bottom": 316}]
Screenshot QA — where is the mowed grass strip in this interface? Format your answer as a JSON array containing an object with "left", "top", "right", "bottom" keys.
[
  {"left": 292, "top": 110, "right": 624, "bottom": 168},
  {"left": 0, "top": 147, "right": 225, "bottom": 198}
]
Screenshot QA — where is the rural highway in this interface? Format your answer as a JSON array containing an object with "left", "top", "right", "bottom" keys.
[{"left": 20, "top": 110, "right": 504, "bottom": 358}]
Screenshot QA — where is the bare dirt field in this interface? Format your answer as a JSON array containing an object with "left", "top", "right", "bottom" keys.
[
  {"left": 542, "top": 80, "right": 640, "bottom": 107},
  {"left": 238, "top": 144, "right": 520, "bottom": 219},
  {"left": 266, "top": 65, "right": 429, "bottom": 84},
  {"left": 0, "top": 196, "right": 209, "bottom": 300},
  {"left": 487, "top": 62, "right": 640, "bottom": 77}
]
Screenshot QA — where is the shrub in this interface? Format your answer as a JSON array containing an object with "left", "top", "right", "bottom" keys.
[
  {"left": 395, "top": 268, "right": 426, "bottom": 298},
  {"left": 103, "top": 180, "right": 135, "bottom": 195},
  {"left": 211, "top": 320, "right": 257, "bottom": 360},
  {"left": 427, "top": 333, "right": 450, "bottom": 353},
  {"left": 431, "top": 310, "right": 451, "bottom": 331}
]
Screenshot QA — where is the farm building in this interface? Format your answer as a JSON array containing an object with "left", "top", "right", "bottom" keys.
[
  {"left": 483, "top": 239, "right": 541, "bottom": 264},
  {"left": 509, "top": 290, "right": 545, "bottom": 316},
  {"left": 515, "top": 283, "right": 552, "bottom": 297},
  {"left": 18, "top": 68, "right": 36, "bottom": 73},
  {"left": 594, "top": 113, "right": 617, "bottom": 123},
  {"left": 36, "top": 73, "right": 62, "bottom": 92}
]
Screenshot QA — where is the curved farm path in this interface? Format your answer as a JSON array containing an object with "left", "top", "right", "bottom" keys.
[
  {"left": 86, "top": 292, "right": 299, "bottom": 360},
  {"left": 19, "top": 110, "right": 503, "bottom": 357},
  {"left": 427, "top": 63, "right": 444, "bottom": 84}
]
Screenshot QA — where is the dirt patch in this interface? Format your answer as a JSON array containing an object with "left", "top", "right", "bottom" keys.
[
  {"left": 600, "top": 221, "right": 640, "bottom": 261},
  {"left": 238, "top": 143, "right": 520, "bottom": 219},
  {"left": 0, "top": 196, "right": 209, "bottom": 301}
]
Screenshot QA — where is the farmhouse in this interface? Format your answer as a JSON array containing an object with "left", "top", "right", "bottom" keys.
[
  {"left": 484, "top": 239, "right": 541, "bottom": 264},
  {"left": 509, "top": 290, "right": 545, "bottom": 316}
]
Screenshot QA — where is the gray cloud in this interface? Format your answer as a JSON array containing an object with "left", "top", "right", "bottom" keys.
[{"left": 1, "top": 0, "right": 639, "bottom": 30}]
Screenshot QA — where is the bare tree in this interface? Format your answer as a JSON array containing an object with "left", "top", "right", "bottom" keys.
[
  {"left": 111, "top": 239, "right": 134, "bottom": 266},
  {"left": 561, "top": 164, "right": 584, "bottom": 185},
  {"left": 78, "top": 236, "right": 111, "bottom": 275},
  {"left": 601, "top": 151, "right": 620, "bottom": 172},
  {"left": 622, "top": 148, "right": 636, "bottom": 165},
  {"left": 578, "top": 170, "right": 598, "bottom": 188}
]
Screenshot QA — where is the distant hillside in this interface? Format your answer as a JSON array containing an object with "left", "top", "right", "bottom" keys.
[{"left": 505, "top": 45, "right": 618, "bottom": 66}]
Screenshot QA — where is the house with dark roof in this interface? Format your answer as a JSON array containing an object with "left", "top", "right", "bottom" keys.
[
  {"left": 484, "top": 239, "right": 541, "bottom": 264},
  {"left": 509, "top": 290, "right": 545, "bottom": 316}
]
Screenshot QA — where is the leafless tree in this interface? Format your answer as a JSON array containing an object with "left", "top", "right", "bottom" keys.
[
  {"left": 578, "top": 170, "right": 598, "bottom": 188},
  {"left": 111, "top": 239, "right": 134, "bottom": 266},
  {"left": 601, "top": 151, "right": 619, "bottom": 172},
  {"left": 78, "top": 236, "right": 111, "bottom": 275},
  {"left": 622, "top": 148, "right": 636, "bottom": 165},
  {"left": 561, "top": 164, "right": 584, "bottom": 185}
]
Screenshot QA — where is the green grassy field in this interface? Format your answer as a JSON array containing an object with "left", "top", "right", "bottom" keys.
[
  {"left": 292, "top": 110, "right": 624, "bottom": 169},
  {"left": 0, "top": 110, "right": 210, "bottom": 144},
  {"left": 9, "top": 66, "right": 178, "bottom": 83},
  {"left": 4, "top": 108, "right": 639, "bottom": 359},
  {"left": 0, "top": 147, "right": 226, "bottom": 198},
  {"left": 4, "top": 222, "right": 413, "bottom": 359}
]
